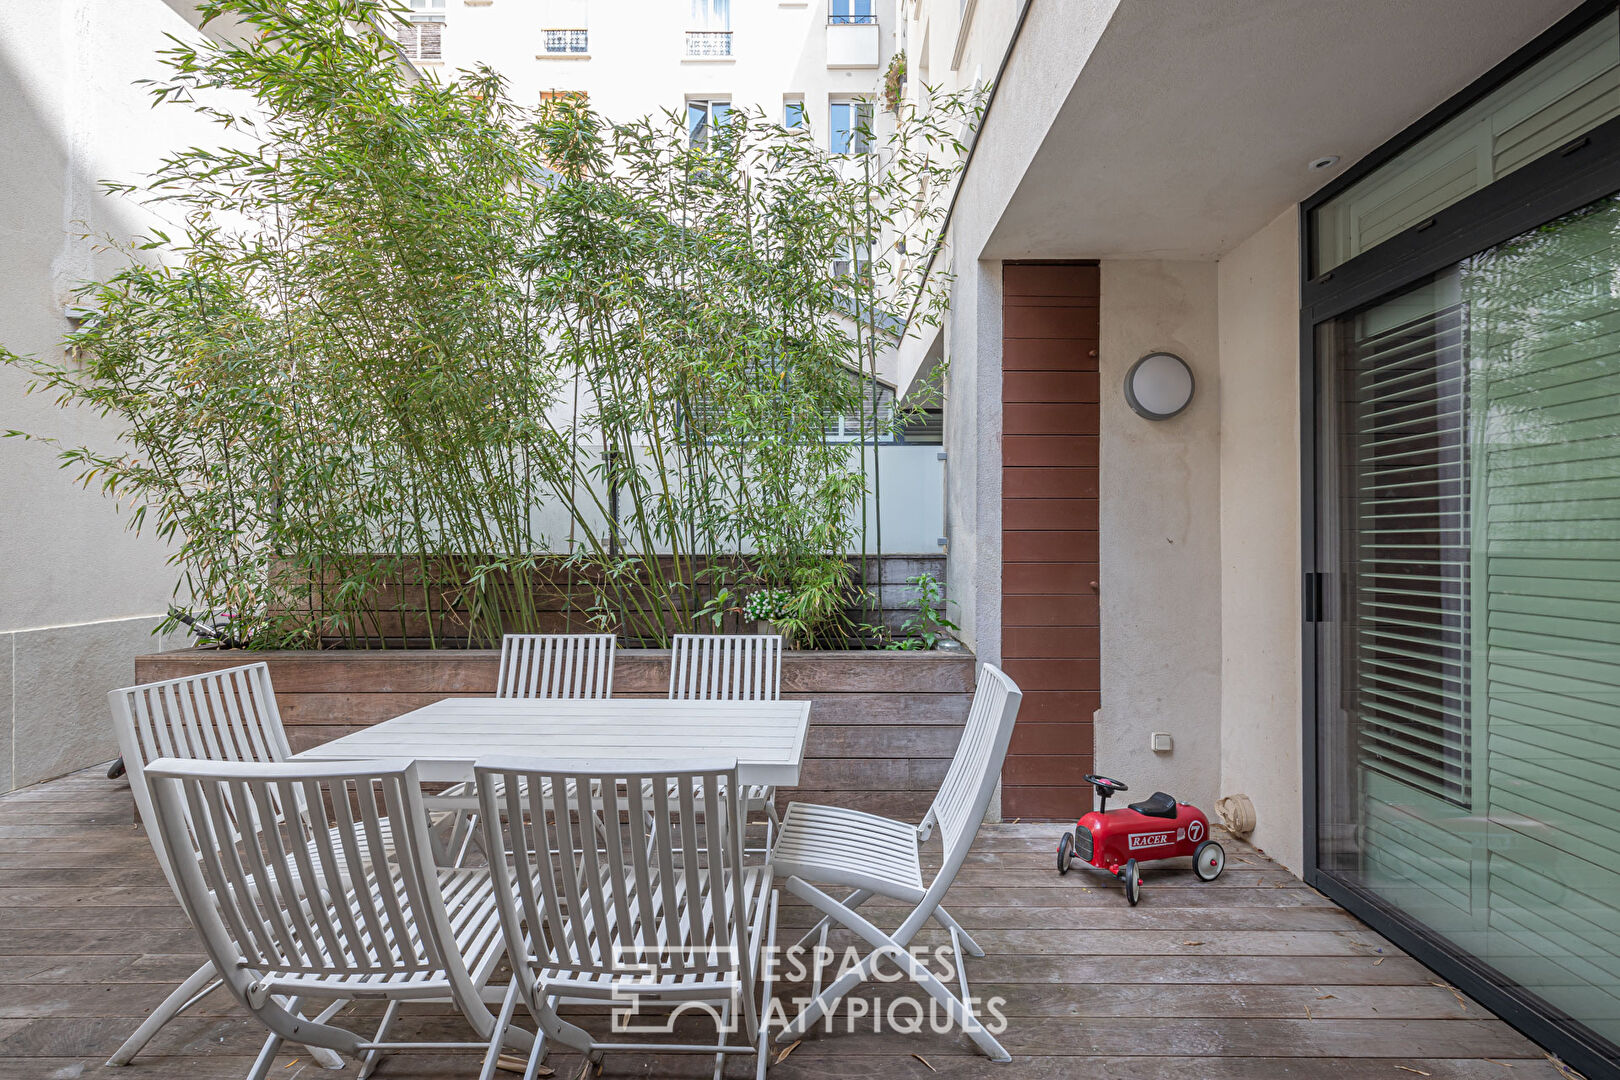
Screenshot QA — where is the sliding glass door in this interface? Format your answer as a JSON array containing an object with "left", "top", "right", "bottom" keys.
[{"left": 1316, "top": 192, "right": 1620, "bottom": 1050}]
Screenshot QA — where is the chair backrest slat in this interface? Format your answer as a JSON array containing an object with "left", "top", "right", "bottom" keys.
[
  {"left": 498, "top": 634, "right": 616, "bottom": 699},
  {"left": 478, "top": 757, "right": 748, "bottom": 987},
  {"left": 668, "top": 634, "right": 782, "bottom": 701},
  {"left": 109, "top": 663, "right": 293, "bottom": 898},
  {"left": 149, "top": 758, "right": 458, "bottom": 984},
  {"left": 923, "top": 664, "right": 1022, "bottom": 873}
]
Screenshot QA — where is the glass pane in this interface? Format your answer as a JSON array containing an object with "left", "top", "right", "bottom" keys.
[
  {"left": 688, "top": 102, "right": 710, "bottom": 148},
  {"left": 1318, "top": 193, "right": 1620, "bottom": 1051},
  {"left": 830, "top": 102, "right": 851, "bottom": 153},
  {"left": 831, "top": 0, "right": 874, "bottom": 24},
  {"left": 785, "top": 100, "right": 806, "bottom": 129},
  {"left": 830, "top": 101, "right": 871, "bottom": 155},
  {"left": 690, "top": 0, "right": 730, "bottom": 30},
  {"left": 1312, "top": 15, "right": 1620, "bottom": 275}
]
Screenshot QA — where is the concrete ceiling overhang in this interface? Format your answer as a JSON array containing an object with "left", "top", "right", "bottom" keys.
[{"left": 981, "top": 0, "right": 1588, "bottom": 262}]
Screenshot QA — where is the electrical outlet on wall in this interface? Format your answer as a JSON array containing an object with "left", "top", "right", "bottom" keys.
[{"left": 1151, "top": 732, "right": 1173, "bottom": 753}]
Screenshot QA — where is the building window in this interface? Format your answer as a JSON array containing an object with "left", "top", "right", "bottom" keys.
[
  {"left": 1304, "top": 8, "right": 1620, "bottom": 1071},
  {"left": 824, "top": 383, "right": 895, "bottom": 443},
  {"left": 1310, "top": 15, "right": 1620, "bottom": 275},
  {"left": 829, "top": 98, "right": 873, "bottom": 154},
  {"left": 543, "top": 29, "right": 589, "bottom": 54},
  {"left": 784, "top": 97, "right": 806, "bottom": 129},
  {"left": 687, "top": 99, "right": 731, "bottom": 148},
  {"left": 399, "top": 0, "right": 445, "bottom": 61},
  {"left": 830, "top": 0, "right": 876, "bottom": 24},
  {"left": 687, "top": 0, "right": 732, "bottom": 56}
]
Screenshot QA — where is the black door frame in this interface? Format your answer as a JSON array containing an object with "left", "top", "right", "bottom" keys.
[{"left": 1298, "top": 2, "right": 1620, "bottom": 1074}]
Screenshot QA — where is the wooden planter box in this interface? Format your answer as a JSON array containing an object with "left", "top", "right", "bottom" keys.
[{"left": 135, "top": 648, "right": 977, "bottom": 819}]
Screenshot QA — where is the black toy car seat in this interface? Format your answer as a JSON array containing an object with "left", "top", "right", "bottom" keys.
[{"left": 1128, "top": 791, "right": 1178, "bottom": 819}]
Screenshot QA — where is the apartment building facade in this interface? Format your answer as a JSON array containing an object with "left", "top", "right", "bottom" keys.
[{"left": 398, "top": 0, "right": 895, "bottom": 160}]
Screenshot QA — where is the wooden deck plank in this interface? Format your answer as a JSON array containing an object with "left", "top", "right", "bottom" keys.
[{"left": 0, "top": 768, "right": 1560, "bottom": 1077}]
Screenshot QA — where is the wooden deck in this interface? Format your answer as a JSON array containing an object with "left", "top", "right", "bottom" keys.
[{"left": 0, "top": 768, "right": 1570, "bottom": 1079}]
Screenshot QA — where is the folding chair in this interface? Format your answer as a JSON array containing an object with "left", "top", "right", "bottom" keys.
[
  {"left": 476, "top": 755, "right": 778, "bottom": 1080},
  {"left": 105, "top": 664, "right": 346, "bottom": 1069},
  {"left": 443, "top": 633, "right": 619, "bottom": 860},
  {"left": 669, "top": 633, "right": 785, "bottom": 836},
  {"left": 769, "top": 663, "right": 1022, "bottom": 1061},
  {"left": 146, "top": 756, "right": 531, "bottom": 1080},
  {"left": 496, "top": 633, "right": 617, "bottom": 700}
]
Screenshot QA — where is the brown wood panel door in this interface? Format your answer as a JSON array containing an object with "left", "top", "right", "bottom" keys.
[{"left": 1001, "top": 262, "right": 1099, "bottom": 821}]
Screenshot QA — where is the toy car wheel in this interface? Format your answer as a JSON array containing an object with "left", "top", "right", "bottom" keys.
[
  {"left": 1194, "top": 840, "right": 1226, "bottom": 882},
  {"left": 1057, "top": 832, "right": 1074, "bottom": 875},
  {"left": 1123, "top": 859, "right": 1142, "bottom": 906}
]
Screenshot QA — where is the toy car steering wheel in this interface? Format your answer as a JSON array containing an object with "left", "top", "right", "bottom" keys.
[{"left": 1084, "top": 774, "right": 1129, "bottom": 796}]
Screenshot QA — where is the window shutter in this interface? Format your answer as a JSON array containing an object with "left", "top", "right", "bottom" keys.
[
  {"left": 1338, "top": 299, "right": 1474, "bottom": 806},
  {"left": 416, "top": 20, "right": 442, "bottom": 59}
]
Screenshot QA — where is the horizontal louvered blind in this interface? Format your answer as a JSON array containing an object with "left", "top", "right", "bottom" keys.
[
  {"left": 899, "top": 407, "right": 944, "bottom": 444},
  {"left": 823, "top": 384, "right": 893, "bottom": 442},
  {"left": 1466, "top": 191, "right": 1620, "bottom": 1046},
  {"left": 1342, "top": 301, "right": 1473, "bottom": 806}
]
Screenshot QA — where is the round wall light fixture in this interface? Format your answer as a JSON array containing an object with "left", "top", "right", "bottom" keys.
[{"left": 1124, "top": 352, "right": 1195, "bottom": 420}]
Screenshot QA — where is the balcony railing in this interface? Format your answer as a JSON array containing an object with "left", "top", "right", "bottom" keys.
[
  {"left": 828, "top": 13, "right": 878, "bottom": 23},
  {"left": 685, "top": 30, "right": 733, "bottom": 57},
  {"left": 542, "top": 29, "right": 588, "bottom": 54}
]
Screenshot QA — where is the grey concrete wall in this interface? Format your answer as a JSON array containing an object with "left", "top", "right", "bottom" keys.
[
  {"left": 0, "top": 1, "right": 217, "bottom": 792},
  {"left": 1095, "top": 260, "right": 1223, "bottom": 812},
  {"left": 0, "top": 618, "right": 179, "bottom": 791},
  {"left": 1215, "top": 207, "right": 1303, "bottom": 873},
  {"left": 933, "top": 0, "right": 1122, "bottom": 662}
]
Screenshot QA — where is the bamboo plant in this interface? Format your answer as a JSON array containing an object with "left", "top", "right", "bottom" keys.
[{"left": 3, "top": 0, "right": 982, "bottom": 648}]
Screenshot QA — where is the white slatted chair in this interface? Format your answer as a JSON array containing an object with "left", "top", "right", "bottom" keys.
[
  {"left": 442, "top": 633, "right": 619, "bottom": 860},
  {"left": 668, "top": 633, "right": 784, "bottom": 834},
  {"left": 146, "top": 756, "right": 531, "bottom": 1080},
  {"left": 770, "top": 663, "right": 1022, "bottom": 1062},
  {"left": 105, "top": 664, "right": 346, "bottom": 1070},
  {"left": 476, "top": 755, "right": 778, "bottom": 1080},
  {"left": 497, "top": 633, "right": 616, "bottom": 699}
]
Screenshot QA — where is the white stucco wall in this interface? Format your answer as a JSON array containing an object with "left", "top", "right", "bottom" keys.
[
  {"left": 1215, "top": 207, "right": 1303, "bottom": 873},
  {"left": 1096, "top": 260, "right": 1223, "bottom": 812},
  {"left": 0, "top": 0, "right": 209, "bottom": 791}
]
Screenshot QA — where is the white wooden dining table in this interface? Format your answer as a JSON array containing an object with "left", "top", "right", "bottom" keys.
[{"left": 291, "top": 697, "right": 813, "bottom": 788}]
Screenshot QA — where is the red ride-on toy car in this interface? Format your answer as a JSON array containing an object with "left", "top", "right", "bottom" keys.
[{"left": 1057, "top": 774, "right": 1225, "bottom": 905}]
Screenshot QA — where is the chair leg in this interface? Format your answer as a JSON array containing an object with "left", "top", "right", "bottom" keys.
[
  {"left": 478, "top": 978, "right": 523, "bottom": 1080},
  {"left": 246, "top": 1032, "right": 284, "bottom": 1080},
  {"left": 106, "top": 961, "right": 219, "bottom": 1066},
  {"left": 358, "top": 999, "right": 401, "bottom": 1080},
  {"left": 756, "top": 891, "right": 778, "bottom": 1080},
  {"left": 932, "top": 905, "right": 985, "bottom": 958},
  {"left": 521, "top": 1028, "right": 551, "bottom": 1080},
  {"left": 713, "top": 999, "right": 732, "bottom": 1080},
  {"left": 779, "top": 879, "right": 1010, "bottom": 1063},
  {"left": 790, "top": 888, "right": 872, "bottom": 952},
  {"left": 449, "top": 811, "right": 480, "bottom": 866},
  {"left": 764, "top": 800, "right": 781, "bottom": 850}
]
